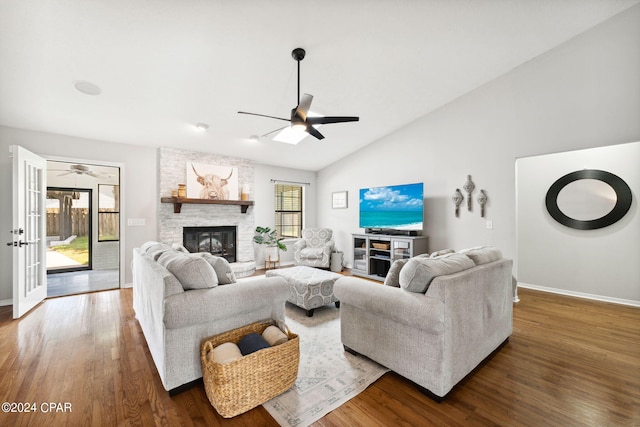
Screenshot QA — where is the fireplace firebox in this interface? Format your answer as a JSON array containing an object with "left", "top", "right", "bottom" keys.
[{"left": 183, "top": 226, "right": 236, "bottom": 263}]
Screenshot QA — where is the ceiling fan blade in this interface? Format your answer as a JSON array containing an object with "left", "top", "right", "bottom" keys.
[
  {"left": 306, "top": 126, "right": 325, "bottom": 140},
  {"left": 295, "top": 93, "right": 313, "bottom": 120},
  {"left": 238, "top": 111, "right": 290, "bottom": 122},
  {"left": 261, "top": 125, "right": 289, "bottom": 137},
  {"left": 306, "top": 116, "right": 360, "bottom": 125},
  {"left": 57, "top": 172, "right": 73, "bottom": 176}
]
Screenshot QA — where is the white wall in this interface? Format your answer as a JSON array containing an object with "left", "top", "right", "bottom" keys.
[
  {"left": 517, "top": 142, "right": 638, "bottom": 304},
  {"left": 317, "top": 5, "right": 640, "bottom": 303},
  {"left": 0, "top": 126, "right": 158, "bottom": 303}
]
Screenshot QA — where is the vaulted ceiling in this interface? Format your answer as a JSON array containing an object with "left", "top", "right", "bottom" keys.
[{"left": 1, "top": 1, "right": 638, "bottom": 171}]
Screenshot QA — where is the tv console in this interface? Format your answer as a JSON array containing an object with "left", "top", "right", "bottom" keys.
[{"left": 351, "top": 233, "right": 429, "bottom": 281}]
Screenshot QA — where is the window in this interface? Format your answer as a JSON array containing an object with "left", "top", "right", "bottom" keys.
[
  {"left": 274, "top": 183, "right": 303, "bottom": 238},
  {"left": 98, "top": 185, "right": 119, "bottom": 241}
]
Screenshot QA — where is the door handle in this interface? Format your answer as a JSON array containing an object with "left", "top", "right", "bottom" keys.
[
  {"left": 18, "top": 241, "right": 29, "bottom": 247},
  {"left": 6, "top": 241, "right": 17, "bottom": 247}
]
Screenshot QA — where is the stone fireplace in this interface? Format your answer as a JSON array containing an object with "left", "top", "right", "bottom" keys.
[
  {"left": 183, "top": 226, "right": 236, "bottom": 263},
  {"left": 159, "top": 147, "right": 256, "bottom": 277}
]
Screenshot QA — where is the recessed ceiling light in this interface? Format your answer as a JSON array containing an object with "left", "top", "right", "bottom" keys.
[
  {"left": 249, "top": 135, "right": 259, "bottom": 142},
  {"left": 195, "top": 123, "right": 209, "bottom": 131},
  {"left": 73, "top": 80, "right": 102, "bottom": 96}
]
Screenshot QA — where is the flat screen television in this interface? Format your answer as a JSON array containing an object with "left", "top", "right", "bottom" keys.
[{"left": 359, "top": 182, "right": 424, "bottom": 233}]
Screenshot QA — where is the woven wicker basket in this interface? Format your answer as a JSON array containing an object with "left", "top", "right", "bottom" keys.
[
  {"left": 200, "top": 321, "right": 299, "bottom": 418},
  {"left": 372, "top": 242, "right": 390, "bottom": 250}
]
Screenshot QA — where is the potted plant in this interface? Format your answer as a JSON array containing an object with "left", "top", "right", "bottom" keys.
[{"left": 253, "top": 226, "right": 287, "bottom": 262}]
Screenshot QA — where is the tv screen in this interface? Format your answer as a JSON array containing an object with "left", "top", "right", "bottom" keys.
[{"left": 359, "top": 182, "right": 424, "bottom": 231}]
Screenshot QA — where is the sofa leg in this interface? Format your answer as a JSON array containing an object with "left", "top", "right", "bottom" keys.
[
  {"left": 306, "top": 309, "right": 314, "bottom": 317},
  {"left": 343, "top": 345, "right": 359, "bottom": 356},
  {"left": 168, "top": 378, "right": 202, "bottom": 396},
  {"left": 335, "top": 301, "right": 340, "bottom": 309},
  {"left": 415, "top": 383, "right": 445, "bottom": 403}
]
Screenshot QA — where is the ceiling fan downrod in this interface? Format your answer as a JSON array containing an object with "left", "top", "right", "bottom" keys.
[{"left": 292, "top": 48, "right": 305, "bottom": 105}]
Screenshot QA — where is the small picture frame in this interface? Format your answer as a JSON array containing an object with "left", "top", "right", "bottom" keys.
[{"left": 332, "top": 191, "right": 348, "bottom": 209}]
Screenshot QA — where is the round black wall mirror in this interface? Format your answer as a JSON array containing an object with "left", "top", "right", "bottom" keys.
[{"left": 545, "top": 169, "right": 632, "bottom": 230}]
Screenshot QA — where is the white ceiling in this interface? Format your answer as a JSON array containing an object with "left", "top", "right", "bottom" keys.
[{"left": 2, "top": 1, "right": 638, "bottom": 171}]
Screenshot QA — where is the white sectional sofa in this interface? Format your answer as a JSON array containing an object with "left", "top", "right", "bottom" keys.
[{"left": 132, "top": 242, "right": 289, "bottom": 394}]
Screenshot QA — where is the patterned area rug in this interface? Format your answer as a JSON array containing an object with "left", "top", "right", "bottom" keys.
[{"left": 262, "top": 304, "right": 389, "bottom": 427}]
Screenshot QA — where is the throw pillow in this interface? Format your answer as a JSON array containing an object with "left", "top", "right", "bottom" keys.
[
  {"left": 458, "top": 246, "right": 502, "bottom": 265},
  {"left": 145, "top": 242, "right": 172, "bottom": 261},
  {"left": 164, "top": 254, "right": 219, "bottom": 290},
  {"left": 171, "top": 243, "right": 190, "bottom": 253},
  {"left": 399, "top": 253, "right": 475, "bottom": 293},
  {"left": 157, "top": 250, "right": 184, "bottom": 268},
  {"left": 193, "top": 252, "right": 237, "bottom": 284},
  {"left": 384, "top": 259, "right": 409, "bottom": 287},
  {"left": 429, "top": 249, "right": 455, "bottom": 258}
]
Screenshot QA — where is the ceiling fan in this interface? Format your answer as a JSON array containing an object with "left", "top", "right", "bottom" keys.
[
  {"left": 50, "top": 164, "right": 109, "bottom": 178},
  {"left": 238, "top": 48, "right": 359, "bottom": 140}
]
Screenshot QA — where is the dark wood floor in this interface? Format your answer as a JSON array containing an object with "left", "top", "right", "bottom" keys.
[{"left": 0, "top": 287, "right": 638, "bottom": 426}]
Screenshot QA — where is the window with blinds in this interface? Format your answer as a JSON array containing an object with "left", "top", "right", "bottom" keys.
[{"left": 274, "top": 183, "right": 303, "bottom": 238}]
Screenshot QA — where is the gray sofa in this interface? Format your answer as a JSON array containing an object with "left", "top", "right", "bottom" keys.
[
  {"left": 333, "top": 247, "right": 513, "bottom": 399},
  {"left": 132, "top": 242, "right": 289, "bottom": 393}
]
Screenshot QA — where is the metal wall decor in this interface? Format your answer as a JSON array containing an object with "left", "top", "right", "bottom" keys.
[
  {"left": 477, "top": 190, "right": 487, "bottom": 217},
  {"left": 452, "top": 189, "right": 464, "bottom": 217},
  {"left": 545, "top": 169, "right": 632, "bottom": 230},
  {"left": 463, "top": 175, "right": 475, "bottom": 211}
]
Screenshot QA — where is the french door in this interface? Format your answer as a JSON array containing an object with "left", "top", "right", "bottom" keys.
[{"left": 9, "top": 145, "right": 47, "bottom": 319}]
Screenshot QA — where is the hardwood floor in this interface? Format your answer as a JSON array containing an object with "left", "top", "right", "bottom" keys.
[{"left": 0, "top": 287, "right": 638, "bottom": 426}]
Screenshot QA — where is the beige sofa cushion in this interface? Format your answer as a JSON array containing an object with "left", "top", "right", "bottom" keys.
[
  {"left": 193, "top": 252, "right": 237, "bottom": 285},
  {"left": 459, "top": 246, "right": 502, "bottom": 265},
  {"left": 158, "top": 251, "right": 218, "bottom": 290},
  {"left": 399, "top": 253, "right": 475, "bottom": 293},
  {"left": 384, "top": 259, "right": 409, "bottom": 287}
]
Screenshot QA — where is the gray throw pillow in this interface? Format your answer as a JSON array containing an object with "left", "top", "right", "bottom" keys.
[
  {"left": 145, "top": 242, "right": 172, "bottom": 261},
  {"left": 429, "top": 248, "right": 455, "bottom": 258},
  {"left": 171, "top": 243, "right": 190, "bottom": 253},
  {"left": 384, "top": 259, "right": 409, "bottom": 287},
  {"left": 399, "top": 253, "right": 475, "bottom": 293},
  {"left": 164, "top": 254, "right": 218, "bottom": 290},
  {"left": 193, "top": 252, "right": 237, "bottom": 284},
  {"left": 459, "top": 246, "right": 502, "bottom": 265}
]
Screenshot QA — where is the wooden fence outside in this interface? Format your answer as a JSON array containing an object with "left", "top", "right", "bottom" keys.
[{"left": 46, "top": 208, "right": 89, "bottom": 237}]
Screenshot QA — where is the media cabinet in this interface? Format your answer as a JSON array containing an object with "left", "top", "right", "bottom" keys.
[{"left": 351, "top": 233, "right": 429, "bottom": 281}]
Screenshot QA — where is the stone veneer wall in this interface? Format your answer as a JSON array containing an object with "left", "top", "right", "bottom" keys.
[{"left": 159, "top": 147, "right": 255, "bottom": 263}]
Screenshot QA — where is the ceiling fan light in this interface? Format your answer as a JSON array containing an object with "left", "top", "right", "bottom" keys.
[
  {"left": 291, "top": 123, "right": 307, "bottom": 133},
  {"left": 195, "top": 123, "right": 209, "bottom": 131}
]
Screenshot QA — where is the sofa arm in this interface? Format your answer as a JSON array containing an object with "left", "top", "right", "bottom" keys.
[
  {"left": 163, "top": 276, "right": 289, "bottom": 329},
  {"left": 334, "top": 276, "right": 444, "bottom": 334}
]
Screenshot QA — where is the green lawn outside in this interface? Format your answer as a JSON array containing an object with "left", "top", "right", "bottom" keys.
[{"left": 49, "top": 235, "right": 89, "bottom": 265}]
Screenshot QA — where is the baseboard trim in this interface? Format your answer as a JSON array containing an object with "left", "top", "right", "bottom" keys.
[
  {"left": 0, "top": 299, "right": 12, "bottom": 307},
  {"left": 518, "top": 282, "right": 640, "bottom": 308}
]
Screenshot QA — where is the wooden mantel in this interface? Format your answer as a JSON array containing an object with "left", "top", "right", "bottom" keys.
[{"left": 160, "top": 197, "right": 254, "bottom": 214}]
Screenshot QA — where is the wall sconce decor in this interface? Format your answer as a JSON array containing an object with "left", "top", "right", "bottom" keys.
[
  {"left": 477, "top": 190, "right": 487, "bottom": 217},
  {"left": 463, "top": 175, "right": 475, "bottom": 211},
  {"left": 545, "top": 169, "right": 632, "bottom": 230},
  {"left": 452, "top": 189, "right": 464, "bottom": 217}
]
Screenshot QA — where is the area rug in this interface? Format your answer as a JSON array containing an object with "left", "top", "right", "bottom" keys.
[{"left": 262, "top": 304, "right": 389, "bottom": 427}]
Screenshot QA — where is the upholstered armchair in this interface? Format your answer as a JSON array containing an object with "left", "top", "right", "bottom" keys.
[{"left": 294, "top": 228, "right": 335, "bottom": 268}]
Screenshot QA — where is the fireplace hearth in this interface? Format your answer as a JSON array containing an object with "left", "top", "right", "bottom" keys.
[{"left": 183, "top": 226, "right": 236, "bottom": 263}]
